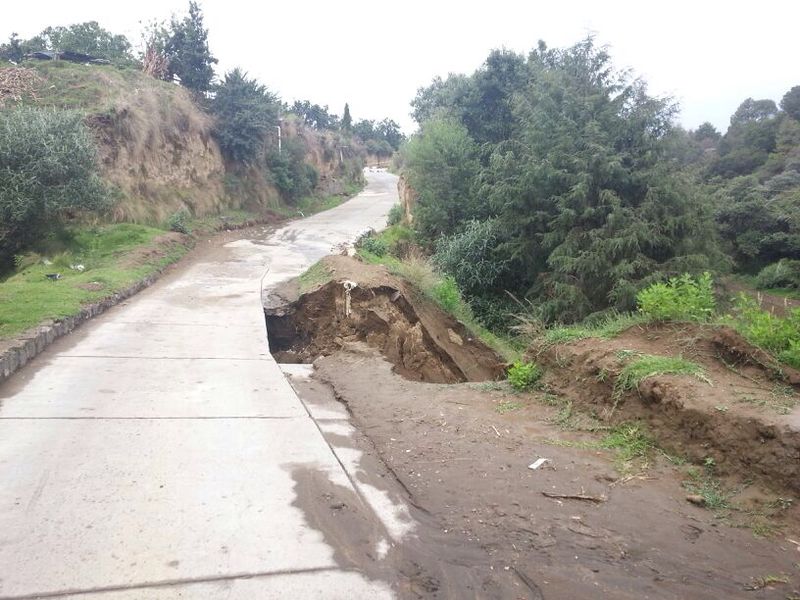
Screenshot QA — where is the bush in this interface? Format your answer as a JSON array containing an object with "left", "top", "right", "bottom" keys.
[
  {"left": 266, "top": 139, "right": 318, "bottom": 203},
  {"left": 726, "top": 295, "right": 800, "bottom": 369},
  {"left": 507, "top": 361, "right": 542, "bottom": 390},
  {"left": 211, "top": 69, "right": 279, "bottom": 164},
  {"left": 755, "top": 259, "right": 800, "bottom": 290},
  {"left": 358, "top": 235, "right": 388, "bottom": 257},
  {"left": 433, "top": 219, "right": 508, "bottom": 296},
  {"left": 431, "top": 275, "right": 462, "bottom": 313},
  {"left": 168, "top": 209, "right": 191, "bottom": 234},
  {"left": 0, "top": 107, "right": 110, "bottom": 271},
  {"left": 636, "top": 273, "right": 716, "bottom": 322},
  {"left": 387, "top": 203, "right": 404, "bottom": 226}
]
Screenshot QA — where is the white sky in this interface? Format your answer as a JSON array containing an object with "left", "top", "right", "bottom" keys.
[{"left": 2, "top": 0, "right": 797, "bottom": 134}]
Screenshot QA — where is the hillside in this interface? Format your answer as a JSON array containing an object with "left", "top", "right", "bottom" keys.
[{"left": 2, "top": 59, "right": 363, "bottom": 224}]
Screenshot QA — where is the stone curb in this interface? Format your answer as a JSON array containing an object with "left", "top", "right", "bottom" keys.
[
  {"left": 0, "top": 272, "right": 161, "bottom": 384},
  {"left": 0, "top": 214, "right": 284, "bottom": 386}
]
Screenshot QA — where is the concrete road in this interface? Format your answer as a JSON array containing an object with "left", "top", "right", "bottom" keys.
[{"left": 0, "top": 172, "right": 403, "bottom": 599}]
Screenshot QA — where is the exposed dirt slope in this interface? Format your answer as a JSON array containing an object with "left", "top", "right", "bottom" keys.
[
  {"left": 7, "top": 62, "right": 362, "bottom": 223},
  {"left": 535, "top": 322, "right": 800, "bottom": 493},
  {"left": 264, "top": 255, "right": 505, "bottom": 383}
]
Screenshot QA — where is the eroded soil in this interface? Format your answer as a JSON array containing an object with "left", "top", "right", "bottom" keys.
[
  {"left": 297, "top": 350, "right": 800, "bottom": 599},
  {"left": 264, "top": 255, "right": 505, "bottom": 383},
  {"left": 536, "top": 323, "right": 800, "bottom": 494},
  {"left": 270, "top": 256, "right": 800, "bottom": 598}
]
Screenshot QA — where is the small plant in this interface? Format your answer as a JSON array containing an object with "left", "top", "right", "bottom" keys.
[
  {"left": 724, "top": 294, "right": 800, "bottom": 369},
  {"left": 387, "top": 203, "right": 404, "bottom": 226},
  {"left": 507, "top": 361, "right": 542, "bottom": 391},
  {"left": 613, "top": 354, "right": 708, "bottom": 406},
  {"left": 600, "top": 422, "right": 656, "bottom": 472},
  {"left": 431, "top": 275, "right": 461, "bottom": 313},
  {"left": 636, "top": 272, "right": 715, "bottom": 322},
  {"left": 168, "top": 209, "right": 191, "bottom": 234},
  {"left": 496, "top": 400, "right": 523, "bottom": 414}
]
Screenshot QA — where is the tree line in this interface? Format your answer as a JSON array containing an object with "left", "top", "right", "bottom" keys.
[
  {"left": 0, "top": 3, "right": 405, "bottom": 270},
  {"left": 401, "top": 38, "right": 800, "bottom": 328}
]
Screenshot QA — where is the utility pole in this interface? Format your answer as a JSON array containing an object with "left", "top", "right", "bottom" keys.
[{"left": 275, "top": 125, "right": 282, "bottom": 154}]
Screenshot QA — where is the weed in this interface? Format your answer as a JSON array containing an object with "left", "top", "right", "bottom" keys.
[
  {"left": 636, "top": 272, "right": 715, "bottom": 322},
  {"left": 683, "top": 468, "right": 732, "bottom": 512},
  {"left": 507, "top": 361, "right": 542, "bottom": 391},
  {"left": 734, "top": 386, "right": 799, "bottom": 415},
  {"left": 600, "top": 423, "right": 657, "bottom": 473},
  {"left": 496, "top": 400, "right": 523, "bottom": 414},
  {"left": 431, "top": 275, "right": 461, "bottom": 313},
  {"left": 298, "top": 262, "right": 331, "bottom": 293},
  {"left": 613, "top": 354, "right": 709, "bottom": 405},
  {"left": 744, "top": 574, "right": 789, "bottom": 590}
]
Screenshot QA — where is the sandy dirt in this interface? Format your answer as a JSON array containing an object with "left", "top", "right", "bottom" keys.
[{"left": 293, "top": 350, "right": 800, "bottom": 599}]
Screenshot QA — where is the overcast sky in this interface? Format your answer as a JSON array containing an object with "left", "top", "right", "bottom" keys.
[{"left": 3, "top": 0, "right": 797, "bottom": 134}]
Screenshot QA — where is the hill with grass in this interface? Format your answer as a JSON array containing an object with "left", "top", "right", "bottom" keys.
[{"left": 1, "top": 59, "right": 364, "bottom": 225}]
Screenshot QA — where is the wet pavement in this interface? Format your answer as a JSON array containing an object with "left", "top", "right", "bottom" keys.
[{"left": 0, "top": 172, "right": 405, "bottom": 599}]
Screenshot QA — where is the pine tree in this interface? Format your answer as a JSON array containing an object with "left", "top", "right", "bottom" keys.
[
  {"left": 341, "top": 103, "right": 352, "bottom": 131},
  {"left": 165, "top": 2, "right": 218, "bottom": 93}
]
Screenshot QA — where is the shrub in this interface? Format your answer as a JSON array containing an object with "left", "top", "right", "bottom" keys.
[
  {"left": 0, "top": 107, "right": 110, "bottom": 271},
  {"left": 358, "top": 235, "right": 388, "bottom": 257},
  {"left": 168, "top": 209, "right": 191, "bottom": 234},
  {"left": 726, "top": 295, "right": 800, "bottom": 368},
  {"left": 507, "top": 361, "right": 542, "bottom": 390},
  {"left": 431, "top": 275, "right": 461, "bottom": 313},
  {"left": 387, "top": 203, "right": 404, "bottom": 226},
  {"left": 211, "top": 68, "right": 279, "bottom": 164},
  {"left": 433, "top": 219, "right": 508, "bottom": 296},
  {"left": 755, "top": 259, "right": 800, "bottom": 290},
  {"left": 636, "top": 273, "right": 716, "bottom": 322}
]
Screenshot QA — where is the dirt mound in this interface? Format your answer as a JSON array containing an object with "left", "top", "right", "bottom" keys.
[
  {"left": 535, "top": 322, "right": 800, "bottom": 493},
  {"left": 264, "top": 256, "right": 505, "bottom": 383}
]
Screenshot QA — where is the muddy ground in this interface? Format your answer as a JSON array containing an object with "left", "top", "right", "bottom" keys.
[
  {"left": 269, "top": 256, "right": 800, "bottom": 599},
  {"left": 291, "top": 351, "right": 800, "bottom": 599}
]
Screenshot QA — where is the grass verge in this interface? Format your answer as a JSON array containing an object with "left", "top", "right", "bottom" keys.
[{"left": 0, "top": 223, "right": 192, "bottom": 338}]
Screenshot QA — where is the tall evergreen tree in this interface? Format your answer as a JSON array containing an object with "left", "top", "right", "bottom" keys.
[
  {"left": 341, "top": 103, "right": 352, "bottom": 131},
  {"left": 165, "top": 2, "right": 218, "bottom": 93}
]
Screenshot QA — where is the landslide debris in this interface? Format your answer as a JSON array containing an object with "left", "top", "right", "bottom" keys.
[{"left": 263, "top": 256, "right": 505, "bottom": 384}]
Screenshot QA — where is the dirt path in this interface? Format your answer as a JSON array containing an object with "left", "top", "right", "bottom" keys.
[{"left": 290, "top": 351, "right": 800, "bottom": 599}]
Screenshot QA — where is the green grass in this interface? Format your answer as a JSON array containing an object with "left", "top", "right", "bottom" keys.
[
  {"left": 298, "top": 262, "right": 333, "bottom": 293},
  {"left": 599, "top": 423, "right": 657, "bottom": 472},
  {"left": 293, "top": 181, "right": 366, "bottom": 217},
  {"left": 613, "top": 354, "right": 709, "bottom": 403},
  {"left": 496, "top": 400, "right": 523, "bottom": 414},
  {"left": 542, "top": 421, "right": 656, "bottom": 474},
  {"left": 542, "top": 312, "right": 648, "bottom": 346},
  {"left": 0, "top": 223, "right": 192, "bottom": 339}
]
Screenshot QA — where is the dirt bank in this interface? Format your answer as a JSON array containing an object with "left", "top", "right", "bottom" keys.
[
  {"left": 535, "top": 323, "right": 800, "bottom": 494},
  {"left": 264, "top": 256, "right": 505, "bottom": 383}
]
